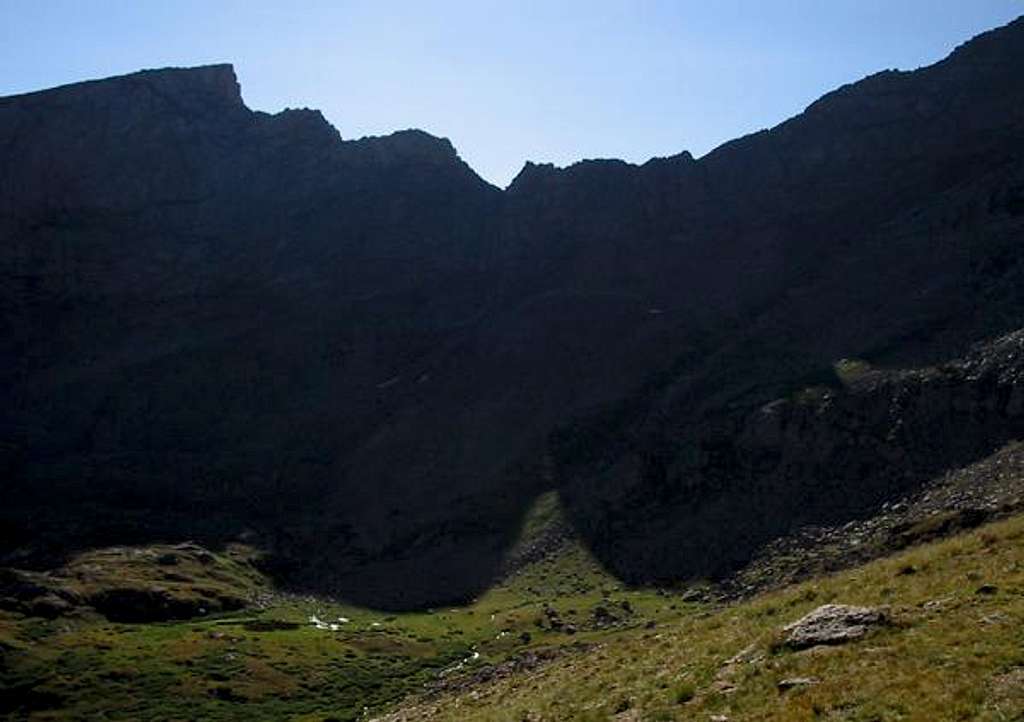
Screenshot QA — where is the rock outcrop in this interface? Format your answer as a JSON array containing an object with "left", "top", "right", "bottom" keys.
[
  {"left": 783, "top": 604, "right": 889, "bottom": 649},
  {"left": 561, "top": 329, "right": 1024, "bottom": 585}
]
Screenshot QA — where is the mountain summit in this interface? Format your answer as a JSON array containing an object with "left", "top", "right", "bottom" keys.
[{"left": 2, "top": 18, "right": 1024, "bottom": 608}]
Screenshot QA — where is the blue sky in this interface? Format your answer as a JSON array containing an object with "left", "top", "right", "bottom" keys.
[{"left": 2, "top": 1, "right": 1021, "bottom": 187}]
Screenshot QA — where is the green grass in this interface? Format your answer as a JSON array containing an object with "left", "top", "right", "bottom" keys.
[
  {"left": 5, "top": 502, "right": 1024, "bottom": 721},
  {"left": 375, "top": 513, "right": 1024, "bottom": 721},
  {"left": 0, "top": 495, "right": 688, "bottom": 720},
  {"left": 2, "top": 596, "right": 474, "bottom": 720}
]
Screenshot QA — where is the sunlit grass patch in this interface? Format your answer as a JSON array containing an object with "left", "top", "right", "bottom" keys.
[{"left": 378, "top": 513, "right": 1024, "bottom": 721}]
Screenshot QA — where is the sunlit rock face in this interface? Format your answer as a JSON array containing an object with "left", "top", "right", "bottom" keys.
[{"left": 2, "top": 18, "right": 1024, "bottom": 608}]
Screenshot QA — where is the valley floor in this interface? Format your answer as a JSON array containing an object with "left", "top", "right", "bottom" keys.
[{"left": 3, "top": 487, "right": 1024, "bottom": 720}]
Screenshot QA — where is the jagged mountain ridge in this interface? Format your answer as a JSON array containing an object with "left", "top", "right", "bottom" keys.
[{"left": 2, "top": 18, "right": 1024, "bottom": 607}]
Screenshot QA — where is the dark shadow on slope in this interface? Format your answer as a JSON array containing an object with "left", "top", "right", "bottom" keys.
[
  {"left": 3, "top": 327, "right": 1024, "bottom": 611},
  {"left": 0, "top": 461, "right": 548, "bottom": 612},
  {"left": 556, "top": 330, "right": 1024, "bottom": 586}
]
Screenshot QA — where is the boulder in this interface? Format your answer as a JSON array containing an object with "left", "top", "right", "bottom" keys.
[{"left": 783, "top": 604, "right": 888, "bottom": 649}]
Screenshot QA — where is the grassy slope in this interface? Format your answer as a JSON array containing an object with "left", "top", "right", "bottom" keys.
[
  {"left": 3, "top": 496, "right": 1024, "bottom": 721},
  {"left": 0, "top": 493, "right": 689, "bottom": 721},
  {"left": 382, "top": 514, "right": 1024, "bottom": 722}
]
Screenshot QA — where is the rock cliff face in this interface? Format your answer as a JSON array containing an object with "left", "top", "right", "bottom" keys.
[
  {"left": 2, "top": 19, "right": 1024, "bottom": 607},
  {"left": 559, "top": 330, "right": 1024, "bottom": 583}
]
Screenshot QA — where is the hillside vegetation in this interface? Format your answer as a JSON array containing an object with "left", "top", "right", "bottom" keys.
[
  {"left": 375, "top": 512, "right": 1024, "bottom": 722},
  {"left": 0, "top": 493, "right": 690, "bottom": 720},
  {"left": 3, "top": 488, "right": 1024, "bottom": 720}
]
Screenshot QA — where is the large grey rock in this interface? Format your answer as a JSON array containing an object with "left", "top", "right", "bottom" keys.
[{"left": 783, "top": 604, "right": 888, "bottom": 649}]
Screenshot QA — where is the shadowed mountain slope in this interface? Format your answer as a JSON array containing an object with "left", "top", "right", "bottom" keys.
[{"left": 2, "top": 18, "right": 1024, "bottom": 608}]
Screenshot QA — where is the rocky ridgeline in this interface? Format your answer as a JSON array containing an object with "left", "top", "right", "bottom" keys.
[{"left": 2, "top": 19, "right": 1024, "bottom": 606}]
